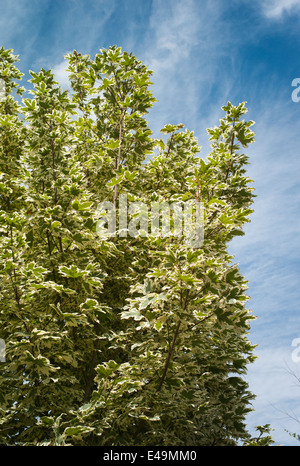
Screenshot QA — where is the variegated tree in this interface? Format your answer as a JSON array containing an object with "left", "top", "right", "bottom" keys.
[{"left": 0, "top": 46, "right": 266, "bottom": 446}]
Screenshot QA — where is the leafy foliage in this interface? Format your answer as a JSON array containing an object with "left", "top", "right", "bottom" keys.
[{"left": 0, "top": 45, "right": 266, "bottom": 446}]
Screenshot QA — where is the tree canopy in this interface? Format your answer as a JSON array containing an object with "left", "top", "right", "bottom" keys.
[{"left": 0, "top": 45, "right": 269, "bottom": 446}]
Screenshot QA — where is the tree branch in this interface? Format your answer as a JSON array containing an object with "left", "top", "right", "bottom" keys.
[
  {"left": 157, "top": 318, "right": 181, "bottom": 392},
  {"left": 157, "top": 289, "right": 190, "bottom": 392}
]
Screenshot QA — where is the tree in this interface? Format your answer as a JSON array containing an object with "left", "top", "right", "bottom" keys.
[{"left": 0, "top": 45, "right": 263, "bottom": 446}]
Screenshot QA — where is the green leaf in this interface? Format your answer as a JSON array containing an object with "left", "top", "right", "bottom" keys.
[
  {"left": 64, "top": 426, "right": 94, "bottom": 437},
  {"left": 58, "top": 265, "right": 86, "bottom": 278},
  {"left": 124, "top": 170, "right": 138, "bottom": 181},
  {"left": 72, "top": 200, "right": 94, "bottom": 211},
  {"left": 219, "top": 213, "right": 235, "bottom": 225},
  {"left": 107, "top": 174, "right": 124, "bottom": 187},
  {"left": 80, "top": 298, "right": 98, "bottom": 309},
  {"left": 121, "top": 308, "right": 144, "bottom": 320},
  {"left": 139, "top": 294, "right": 156, "bottom": 310},
  {"left": 51, "top": 220, "right": 61, "bottom": 229}
]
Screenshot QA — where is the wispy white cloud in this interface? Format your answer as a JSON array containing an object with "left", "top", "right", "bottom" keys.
[
  {"left": 0, "top": 0, "right": 48, "bottom": 61},
  {"left": 261, "top": 0, "right": 300, "bottom": 18},
  {"left": 52, "top": 58, "right": 71, "bottom": 90},
  {"left": 227, "top": 90, "right": 300, "bottom": 444},
  {"left": 55, "top": 0, "right": 116, "bottom": 52},
  {"left": 142, "top": 0, "right": 235, "bottom": 139},
  {"left": 246, "top": 346, "right": 300, "bottom": 445}
]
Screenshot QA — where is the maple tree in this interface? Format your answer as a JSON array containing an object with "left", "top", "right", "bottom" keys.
[{"left": 0, "top": 46, "right": 272, "bottom": 446}]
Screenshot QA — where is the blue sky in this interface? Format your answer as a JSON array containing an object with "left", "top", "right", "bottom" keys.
[{"left": 1, "top": 0, "right": 300, "bottom": 445}]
